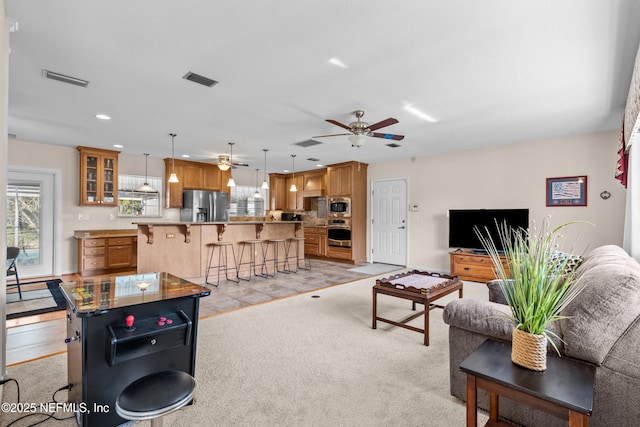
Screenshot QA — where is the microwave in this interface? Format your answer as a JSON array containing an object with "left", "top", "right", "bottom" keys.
[{"left": 328, "top": 197, "right": 351, "bottom": 217}]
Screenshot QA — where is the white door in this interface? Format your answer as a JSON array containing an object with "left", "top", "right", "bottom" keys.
[
  {"left": 371, "top": 179, "right": 407, "bottom": 265},
  {"left": 6, "top": 169, "right": 56, "bottom": 278}
]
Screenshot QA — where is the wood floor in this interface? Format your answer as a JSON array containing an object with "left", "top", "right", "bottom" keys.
[{"left": 5, "top": 260, "right": 401, "bottom": 367}]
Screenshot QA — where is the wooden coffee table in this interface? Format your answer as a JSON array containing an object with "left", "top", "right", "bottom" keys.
[{"left": 372, "top": 270, "right": 463, "bottom": 346}]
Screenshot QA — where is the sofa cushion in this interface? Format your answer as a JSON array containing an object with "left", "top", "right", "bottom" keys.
[{"left": 559, "top": 255, "right": 640, "bottom": 365}]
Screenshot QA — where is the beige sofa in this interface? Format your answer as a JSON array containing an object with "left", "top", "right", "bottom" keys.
[{"left": 442, "top": 245, "right": 640, "bottom": 426}]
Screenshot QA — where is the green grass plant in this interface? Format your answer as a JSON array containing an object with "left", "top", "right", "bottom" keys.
[{"left": 475, "top": 217, "right": 590, "bottom": 354}]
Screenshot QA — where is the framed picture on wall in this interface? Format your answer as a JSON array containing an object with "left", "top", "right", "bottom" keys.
[{"left": 546, "top": 176, "right": 587, "bottom": 206}]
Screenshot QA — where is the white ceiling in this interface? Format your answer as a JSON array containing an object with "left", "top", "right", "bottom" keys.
[{"left": 5, "top": 1, "right": 640, "bottom": 173}]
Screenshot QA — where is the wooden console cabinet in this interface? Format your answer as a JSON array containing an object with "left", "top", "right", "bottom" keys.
[
  {"left": 75, "top": 230, "right": 138, "bottom": 276},
  {"left": 449, "top": 250, "right": 509, "bottom": 283}
]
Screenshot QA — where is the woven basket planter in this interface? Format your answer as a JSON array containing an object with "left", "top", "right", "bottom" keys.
[{"left": 511, "top": 328, "right": 547, "bottom": 371}]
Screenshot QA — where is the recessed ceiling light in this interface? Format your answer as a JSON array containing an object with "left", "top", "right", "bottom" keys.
[
  {"left": 328, "top": 57, "right": 348, "bottom": 69},
  {"left": 96, "top": 114, "right": 111, "bottom": 120},
  {"left": 403, "top": 103, "right": 437, "bottom": 123},
  {"left": 316, "top": 164, "right": 323, "bottom": 168},
  {"left": 284, "top": 169, "right": 290, "bottom": 173},
  {"left": 181, "top": 154, "right": 190, "bottom": 158},
  {"left": 113, "top": 144, "right": 123, "bottom": 148}
]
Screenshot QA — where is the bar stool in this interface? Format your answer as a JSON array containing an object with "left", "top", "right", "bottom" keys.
[
  {"left": 265, "top": 239, "right": 290, "bottom": 276},
  {"left": 287, "top": 237, "right": 311, "bottom": 273},
  {"left": 205, "top": 241, "right": 239, "bottom": 287},
  {"left": 116, "top": 370, "right": 195, "bottom": 427},
  {"left": 237, "top": 239, "right": 269, "bottom": 280}
]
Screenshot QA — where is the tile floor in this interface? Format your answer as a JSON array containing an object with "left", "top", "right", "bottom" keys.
[{"left": 191, "top": 259, "right": 399, "bottom": 318}]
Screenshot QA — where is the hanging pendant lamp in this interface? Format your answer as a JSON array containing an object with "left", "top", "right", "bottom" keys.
[
  {"left": 168, "top": 133, "right": 179, "bottom": 183},
  {"left": 227, "top": 142, "right": 236, "bottom": 187},
  {"left": 289, "top": 154, "right": 297, "bottom": 192},
  {"left": 137, "top": 153, "right": 157, "bottom": 192},
  {"left": 261, "top": 149, "right": 269, "bottom": 189},
  {"left": 253, "top": 168, "right": 262, "bottom": 199}
]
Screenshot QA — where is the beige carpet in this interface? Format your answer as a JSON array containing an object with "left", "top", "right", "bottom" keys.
[{"left": 1, "top": 275, "right": 489, "bottom": 427}]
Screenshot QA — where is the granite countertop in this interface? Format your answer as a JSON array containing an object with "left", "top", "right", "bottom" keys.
[
  {"left": 133, "top": 221, "right": 303, "bottom": 226},
  {"left": 74, "top": 229, "right": 137, "bottom": 239}
]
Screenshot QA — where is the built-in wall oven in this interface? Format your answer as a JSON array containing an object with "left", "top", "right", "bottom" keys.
[
  {"left": 328, "top": 219, "right": 351, "bottom": 248},
  {"left": 328, "top": 197, "right": 351, "bottom": 217}
]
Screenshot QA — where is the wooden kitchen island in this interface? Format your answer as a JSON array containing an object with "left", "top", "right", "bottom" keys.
[{"left": 135, "top": 221, "right": 303, "bottom": 280}]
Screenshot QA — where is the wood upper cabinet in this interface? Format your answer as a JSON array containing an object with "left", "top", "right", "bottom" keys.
[
  {"left": 327, "top": 164, "right": 353, "bottom": 197},
  {"left": 269, "top": 174, "right": 288, "bottom": 210},
  {"left": 164, "top": 159, "right": 231, "bottom": 208},
  {"left": 286, "top": 175, "right": 304, "bottom": 210},
  {"left": 78, "top": 146, "right": 120, "bottom": 206}
]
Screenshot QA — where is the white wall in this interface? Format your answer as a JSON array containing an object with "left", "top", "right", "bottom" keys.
[{"left": 368, "top": 131, "right": 626, "bottom": 272}]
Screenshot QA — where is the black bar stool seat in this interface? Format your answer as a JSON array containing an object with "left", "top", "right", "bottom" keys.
[{"left": 116, "top": 370, "right": 195, "bottom": 426}]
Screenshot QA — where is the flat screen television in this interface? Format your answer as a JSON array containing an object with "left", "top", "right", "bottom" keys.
[{"left": 448, "top": 208, "right": 529, "bottom": 252}]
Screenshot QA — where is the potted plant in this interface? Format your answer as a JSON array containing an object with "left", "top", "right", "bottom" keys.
[{"left": 475, "top": 217, "right": 589, "bottom": 371}]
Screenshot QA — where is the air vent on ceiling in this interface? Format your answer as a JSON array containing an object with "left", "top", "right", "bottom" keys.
[
  {"left": 306, "top": 157, "right": 320, "bottom": 162},
  {"left": 386, "top": 143, "right": 402, "bottom": 148},
  {"left": 42, "top": 70, "right": 89, "bottom": 87},
  {"left": 182, "top": 71, "right": 219, "bottom": 88},
  {"left": 294, "top": 139, "right": 323, "bottom": 148}
]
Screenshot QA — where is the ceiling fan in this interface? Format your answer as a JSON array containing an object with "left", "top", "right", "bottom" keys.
[
  {"left": 313, "top": 110, "right": 405, "bottom": 147},
  {"left": 214, "top": 142, "right": 249, "bottom": 171}
]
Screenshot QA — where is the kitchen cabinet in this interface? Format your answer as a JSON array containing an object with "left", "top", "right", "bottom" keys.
[
  {"left": 286, "top": 175, "right": 304, "bottom": 210},
  {"left": 304, "top": 227, "right": 327, "bottom": 257},
  {"left": 269, "top": 174, "right": 288, "bottom": 210},
  {"left": 164, "top": 159, "right": 231, "bottom": 208},
  {"left": 327, "top": 163, "right": 353, "bottom": 197},
  {"left": 77, "top": 146, "right": 120, "bottom": 206},
  {"left": 75, "top": 230, "right": 137, "bottom": 276}
]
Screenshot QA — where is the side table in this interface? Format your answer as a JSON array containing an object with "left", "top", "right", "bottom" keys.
[{"left": 459, "top": 339, "right": 595, "bottom": 427}]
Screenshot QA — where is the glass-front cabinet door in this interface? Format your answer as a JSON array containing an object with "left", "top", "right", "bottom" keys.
[{"left": 78, "top": 146, "right": 120, "bottom": 206}]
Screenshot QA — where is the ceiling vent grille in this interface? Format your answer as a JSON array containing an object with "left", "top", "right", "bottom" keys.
[
  {"left": 386, "top": 143, "right": 402, "bottom": 148},
  {"left": 306, "top": 157, "right": 320, "bottom": 162},
  {"left": 183, "top": 71, "right": 219, "bottom": 88},
  {"left": 295, "top": 139, "right": 323, "bottom": 148},
  {"left": 42, "top": 69, "right": 89, "bottom": 87}
]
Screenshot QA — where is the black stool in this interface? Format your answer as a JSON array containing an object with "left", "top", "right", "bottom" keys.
[
  {"left": 265, "top": 239, "right": 290, "bottom": 276},
  {"left": 205, "top": 241, "right": 239, "bottom": 286},
  {"left": 116, "top": 370, "right": 196, "bottom": 427},
  {"left": 237, "top": 239, "right": 269, "bottom": 280},
  {"left": 287, "top": 237, "right": 311, "bottom": 273}
]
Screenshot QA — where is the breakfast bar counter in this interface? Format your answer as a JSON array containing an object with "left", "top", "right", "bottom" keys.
[{"left": 135, "top": 221, "right": 303, "bottom": 279}]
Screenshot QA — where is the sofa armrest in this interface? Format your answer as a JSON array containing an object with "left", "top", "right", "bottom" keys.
[
  {"left": 487, "top": 279, "right": 512, "bottom": 305},
  {"left": 442, "top": 298, "right": 514, "bottom": 342}
]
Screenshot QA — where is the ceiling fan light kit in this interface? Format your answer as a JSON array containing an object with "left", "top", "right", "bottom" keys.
[
  {"left": 313, "top": 109, "right": 405, "bottom": 145},
  {"left": 217, "top": 154, "right": 231, "bottom": 171}
]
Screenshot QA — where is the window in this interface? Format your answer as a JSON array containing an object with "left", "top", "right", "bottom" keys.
[
  {"left": 230, "top": 185, "right": 267, "bottom": 217},
  {"left": 117, "top": 174, "right": 162, "bottom": 217}
]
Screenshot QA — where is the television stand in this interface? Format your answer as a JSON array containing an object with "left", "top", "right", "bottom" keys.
[
  {"left": 449, "top": 250, "right": 509, "bottom": 283},
  {"left": 471, "top": 249, "right": 488, "bottom": 255}
]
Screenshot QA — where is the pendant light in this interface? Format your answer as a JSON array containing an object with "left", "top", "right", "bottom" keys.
[
  {"left": 137, "top": 153, "right": 157, "bottom": 192},
  {"left": 289, "top": 154, "right": 297, "bottom": 192},
  {"left": 261, "top": 149, "right": 269, "bottom": 189},
  {"left": 168, "top": 133, "right": 179, "bottom": 183},
  {"left": 253, "top": 168, "right": 262, "bottom": 199},
  {"left": 227, "top": 142, "right": 236, "bottom": 187}
]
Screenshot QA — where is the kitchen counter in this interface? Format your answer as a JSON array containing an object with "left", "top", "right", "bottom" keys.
[
  {"left": 135, "top": 221, "right": 304, "bottom": 279},
  {"left": 74, "top": 229, "right": 137, "bottom": 239}
]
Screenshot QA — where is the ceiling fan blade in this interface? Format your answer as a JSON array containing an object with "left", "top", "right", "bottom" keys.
[
  {"left": 312, "top": 133, "right": 352, "bottom": 138},
  {"left": 326, "top": 119, "right": 352, "bottom": 131},
  {"left": 368, "top": 118, "right": 399, "bottom": 131},
  {"left": 371, "top": 132, "right": 405, "bottom": 141},
  {"left": 232, "top": 162, "right": 249, "bottom": 167}
]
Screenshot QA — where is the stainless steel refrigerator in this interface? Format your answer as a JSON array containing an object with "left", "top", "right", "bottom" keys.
[{"left": 180, "top": 190, "right": 229, "bottom": 222}]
